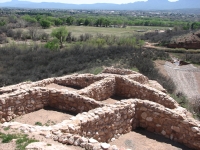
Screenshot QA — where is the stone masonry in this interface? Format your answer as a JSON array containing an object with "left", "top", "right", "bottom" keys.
[{"left": 0, "top": 67, "right": 200, "bottom": 150}]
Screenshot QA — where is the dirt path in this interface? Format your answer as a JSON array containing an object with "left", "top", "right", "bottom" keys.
[{"left": 164, "top": 61, "right": 200, "bottom": 101}]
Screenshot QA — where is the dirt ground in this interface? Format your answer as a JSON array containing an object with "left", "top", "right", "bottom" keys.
[
  {"left": 45, "top": 83, "right": 79, "bottom": 91},
  {"left": 154, "top": 60, "right": 169, "bottom": 77},
  {"left": 110, "top": 129, "right": 191, "bottom": 150},
  {"left": 12, "top": 109, "right": 75, "bottom": 126}
]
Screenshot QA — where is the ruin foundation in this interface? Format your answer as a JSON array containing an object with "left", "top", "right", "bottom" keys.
[{"left": 0, "top": 67, "right": 200, "bottom": 150}]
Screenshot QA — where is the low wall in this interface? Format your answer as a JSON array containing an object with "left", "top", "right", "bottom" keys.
[
  {"left": 134, "top": 99, "right": 200, "bottom": 150},
  {"left": 55, "top": 74, "right": 104, "bottom": 88},
  {"left": 0, "top": 87, "right": 104, "bottom": 123},
  {"left": 54, "top": 99, "right": 200, "bottom": 149},
  {"left": 49, "top": 89, "right": 103, "bottom": 113},
  {"left": 115, "top": 76, "right": 178, "bottom": 109},
  {"left": 2, "top": 97, "right": 199, "bottom": 150},
  {"left": 0, "top": 88, "right": 49, "bottom": 122},
  {"left": 78, "top": 77, "right": 116, "bottom": 101}
]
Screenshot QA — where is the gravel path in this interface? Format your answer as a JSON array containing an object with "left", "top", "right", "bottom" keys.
[{"left": 164, "top": 62, "right": 200, "bottom": 101}]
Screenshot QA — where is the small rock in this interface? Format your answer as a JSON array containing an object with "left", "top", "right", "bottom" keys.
[
  {"left": 161, "top": 130, "right": 166, "bottom": 135},
  {"left": 101, "top": 143, "right": 110, "bottom": 149},
  {"left": 146, "top": 117, "right": 153, "bottom": 122},
  {"left": 191, "top": 127, "right": 199, "bottom": 132},
  {"left": 89, "top": 138, "right": 98, "bottom": 143},
  {"left": 141, "top": 112, "right": 147, "bottom": 119}
]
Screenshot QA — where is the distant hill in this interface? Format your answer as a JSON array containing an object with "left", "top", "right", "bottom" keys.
[{"left": 1, "top": 0, "right": 200, "bottom": 10}]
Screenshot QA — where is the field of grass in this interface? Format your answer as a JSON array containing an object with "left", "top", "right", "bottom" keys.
[{"left": 43, "top": 25, "right": 170, "bottom": 38}]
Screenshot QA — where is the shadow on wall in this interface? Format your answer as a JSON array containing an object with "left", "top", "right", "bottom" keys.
[{"left": 134, "top": 127, "right": 191, "bottom": 150}]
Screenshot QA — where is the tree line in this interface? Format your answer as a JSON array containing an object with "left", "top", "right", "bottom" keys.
[{"left": 1, "top": 10, "right": 200, "bottom": 30}]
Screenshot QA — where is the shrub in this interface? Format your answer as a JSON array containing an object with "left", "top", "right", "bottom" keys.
[
  {"left": 40, "top": 32, "right": 49, "bottom": 42},
  {"left": 44, "top": 39, "right": 59, "bottom": 50},
  {"left": 40, "top": 19, "right": 51, "bottom": 28},
  {"left": 0, "top": 34, "right": 8, "bottom": 44},
  {"left": 35, "top": 122, "right": 42, "bottom": 126}
]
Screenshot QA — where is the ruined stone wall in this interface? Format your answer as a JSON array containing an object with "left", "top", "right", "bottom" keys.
[
  {"left": 115, "top": 76, "right": 178, "bottom": 109},
  {"left": 0, "top": 88, "right": 49, "bottom": 123},
  {"left": 102, "top": 67, "right": 138, "bottom": 75},
  {"left": 55, "top": 74, "right": 104, "bottom": 88},
  {"left": 1, "top": 68, "right": 200, "bottom": 149},
  {"left": 55, "top": 101, "right": 136, "bottom": 146},
  {"left": 48, "top": 89, "right": 104, "bottom": 114},
  {"left": 0, "top": 87, "right": 104, "bottom": 123},
  {"left": 0, "top": 74, "right": 103, "bottom": 95},
  {"left": 78, "top": 102, "right": 135, "bottom": 142},
  {"left": 53, "top": 99, "right": 200, "bottom": 149},
  {"left": 134, "top": 99, "right": 200, "bottom": 150},
  {"left": 102, "top": 67, "right": 149, "bottom": 84},
  {"left": 78, "top": 77, "right": 116, "bottom": 101}
]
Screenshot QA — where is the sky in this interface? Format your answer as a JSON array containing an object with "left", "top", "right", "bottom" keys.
[{"left": 0, "top": 0, "right": 179, "bottom": 4}]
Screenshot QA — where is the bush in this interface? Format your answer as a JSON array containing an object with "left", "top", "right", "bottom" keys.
[
  {"left": 6, "top": 29, "right": 14, "bottom": 37},
  {"left": 0, "top": 35, "right": 8, "bottom": 44},
  {"left": 40, "top": 32, "right": 49, "bottom": 42},
  {"left": 40, "top": 19, "right": 51, "bottom": 28},
  {"left": 0, "top": 38, "right": 175, "bottom": 94},
  {"left": 44, "top": 39, "right": 59, "bottom": 50}
]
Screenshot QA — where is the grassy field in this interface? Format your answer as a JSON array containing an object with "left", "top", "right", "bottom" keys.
[{"left": 43, "top": 25, "right": 170, "bottom": 38}]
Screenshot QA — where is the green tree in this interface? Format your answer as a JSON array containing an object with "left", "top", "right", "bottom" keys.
[
  {"left": 84, "top": 19, "right": 90, "bottom": 26},
  {"left": 54, "top": 18, "right": 63, "bottom": 26},
  {"left": 0, "top": 19, "right": 6, "bottom": 26},
  {"left": 66, "top": 16, "right": 74, "bottom": 25},
  {"left": 40, "top": 19, "right": 51, "bottom": 28},
  {"left": 51, "top": 26, "right": 68, "bottom": 48},
  {"left": 21, "top": 15, "right": 37, "bottom": 23}
]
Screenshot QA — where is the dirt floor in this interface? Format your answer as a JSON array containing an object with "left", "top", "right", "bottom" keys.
[
  {"left": 45, "top": 83, "right": 79, "bottom": 91},
  {"left": 12, "top": 109, "right": 75, "bottom": 126},
  {"left": 110, "top": 129, "right": 191, "bottom": 150}
]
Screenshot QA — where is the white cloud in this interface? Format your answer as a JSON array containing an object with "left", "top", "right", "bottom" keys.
[
  {"left": 0, "top": 0, "right": 179, "bottom": 4},
  {"left": 168, "top": 0, "right": 179, "bottom": 2},
  {"left": 20, "top": 0, "right": 148, "bottom": 4},
  {"left": 0, "top": 0, "right": 11, "bottom": 3}
]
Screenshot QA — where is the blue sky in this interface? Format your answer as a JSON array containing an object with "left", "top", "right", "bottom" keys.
[{"left": 0, "top": 0, "right": 179, "bottom": 4}]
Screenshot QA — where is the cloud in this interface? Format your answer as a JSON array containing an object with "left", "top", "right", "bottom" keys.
[
  {"left": 19, "top": 0, "right": 148, "bottom": 4},
  {"left": 1, "top": 0, "right": 179, "bottom": 4},
  {"left": 168, "top": 0, "right": 179, "bottom": 2}
]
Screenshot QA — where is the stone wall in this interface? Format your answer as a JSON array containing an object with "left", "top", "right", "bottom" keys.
[
  {"left": 134, "top": 99, "right": 200, "bottom": 149},
  {"left": 79, "top": 77, "right": 116, "bottom": 101},
  {"left": 0, "top": 87, "right": 104, "bottom": 123},
  {"left": 48, "top": 89, "right": 104, "bottom": 114},
  {"left": 115, "top": 76, "right": 178, "bottom": 109},
  {"left": 55, "top": 74, "right": 104, "bottom": 88},
  {"left": 50, "top": 99, "right": 200, "bottom": 149}
]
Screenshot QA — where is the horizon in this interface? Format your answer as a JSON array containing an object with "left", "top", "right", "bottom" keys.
[{"left": 0, "top": 0, "right": 179, "bottom": 4}]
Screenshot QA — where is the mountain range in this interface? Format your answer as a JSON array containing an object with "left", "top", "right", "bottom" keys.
[{"left": 0, "top": 0, "right": 200, "bottom": 10}]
